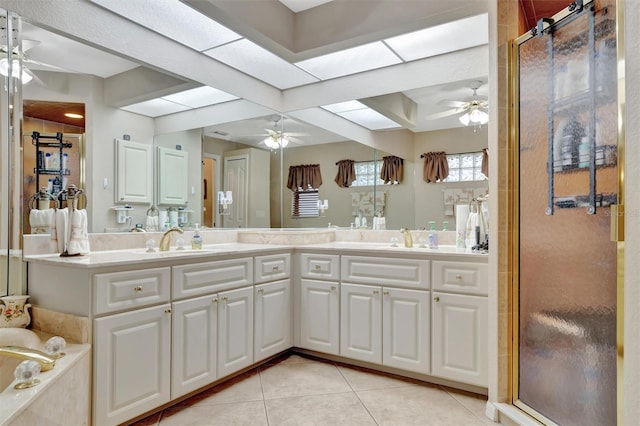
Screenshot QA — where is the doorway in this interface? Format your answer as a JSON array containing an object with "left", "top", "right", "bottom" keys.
[{"left": 202, "top": 154, "right": 220, "bottom": 228}]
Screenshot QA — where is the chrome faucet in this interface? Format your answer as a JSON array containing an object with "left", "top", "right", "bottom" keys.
[
  {"left": 159, "top": 227, "right": 183, "bottom": 251},
  {"left": 400, "top": 228, "right": 413, "bottom": 248},
  {"left": 0, "top": 346, "right": 56, "bottom": 371}
]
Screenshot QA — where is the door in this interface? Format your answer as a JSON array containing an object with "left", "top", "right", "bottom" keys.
[
  {"left": 254, "top": 279, "right": 291, "bottom": 362},
  {"left": 382, "top": 287, "right": 430, "bottom": 374},
  {"left": 515, "top": 2, "right": 619, "bottom": 424},
  {"left": 171, "top": 294, "right": 218, "bottom": 399},
  {"left": 340, "top": 283, "right": 382, "bottom": 364},
  {"left": 217, "top": 286, "right": 253, "bottom": 377},
  {"left": 94, "top": 304, "right": 171, "bottom": 426},
  {"left": 222, "top": 155, "right": 247, "bottom": 228},
  {"left": 300, "top": 279, "right": 339, "bottom": 355},
  {"left": 431, "top": 292, "right": 487, "bottom": 387}
]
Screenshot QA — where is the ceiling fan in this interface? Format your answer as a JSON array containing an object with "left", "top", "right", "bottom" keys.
[
  {"left": 0, "top": 39, "right": 63, "bottom": 85},
  {"left": 427, "top": 81, "right": 489, "bottom": 127},
  {"left": 260, "top": 115, "right": 307, "bottom": 149}
]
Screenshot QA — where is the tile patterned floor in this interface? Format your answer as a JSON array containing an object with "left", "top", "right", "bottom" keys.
[{"left": 130, "top": 353, "right": 494, "bottom": 426}]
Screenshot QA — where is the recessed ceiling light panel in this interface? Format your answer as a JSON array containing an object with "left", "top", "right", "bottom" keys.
[
  {"left": 321, "top": 100, "right": 367, "bottom": 113},
  {"left": 162, "top": 86, "right": 239, "bottom": 108},
  {"left": 338, "top": 108, "right": 402, "bottom": 130},
  {"left": 295, "top": 41, "right": 402, "bottom": 80},
  {"left": 120, "top": 98, "right": 191, "bottom": 117},
  {"left": 204, "top": 39, "right": 319, "bottom": 89},
  {"left": 385, "top": 14, "right": 489, "bottom": 62}
]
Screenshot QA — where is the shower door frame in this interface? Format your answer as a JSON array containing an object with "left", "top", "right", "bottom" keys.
[{"left": 510, "top": 0, "right": 625, "bottom": 423}]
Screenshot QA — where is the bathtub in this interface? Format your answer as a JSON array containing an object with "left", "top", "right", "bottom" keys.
[{"left": 0, "top": 328, "right": 91, "bottom": 425}]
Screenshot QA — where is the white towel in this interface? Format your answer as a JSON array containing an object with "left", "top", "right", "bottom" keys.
[
  {"left": 52, "top": 208, "right": 68, "bottom": 254},
  {"left": 67, "top": 209, "right": 90, "bottom": 255},
  {"left": 145, "top": 215, "right": 159, "bottom": 232},
  {"left": 29, "top": 209, "right": 54, "bottom": 234}
]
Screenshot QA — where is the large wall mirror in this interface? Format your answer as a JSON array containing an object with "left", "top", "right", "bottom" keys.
[{"left": 10, "top": 2, "right": 490, "bottom": 267}]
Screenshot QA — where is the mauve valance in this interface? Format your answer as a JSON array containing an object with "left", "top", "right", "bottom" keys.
[
  {"left": 334, "top": 159, "right": 356, "bottom": 188},
  {"left": 287, "top": 164, "right": 322, "bottom": 191},
  {"left": 481, "top": 148, "right": 489, "bottom": 177}
]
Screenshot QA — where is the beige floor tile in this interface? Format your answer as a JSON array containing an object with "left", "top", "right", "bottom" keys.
[
  {"left": 442, "top": 387, "right": 494, "bottom": 425},
  {"left": 337, "top": 364, "right": 418, "bottom": 391},
  {"left": 176, "top": 370, "right": 264, "bottom": 407},
  {"left": 264, "top": 352, "right": 323, "bottom": 367},
  {"left": 357, "top": 384, "right": 485, "bottom": 426},
  {"left": 260, "top": 360, "right": 351, "bottom": 400},
  {"left": 265, "top": 392, "right": 376, "bottom": 426},
  {"left": 160, "top": 400, "right": 268, "bottom": 426}
]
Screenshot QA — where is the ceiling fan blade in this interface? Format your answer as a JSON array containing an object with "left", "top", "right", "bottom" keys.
[
  {"left": 22, "top": 39, "right": 41, "bottom": 52},
  {"left": 24, "top": 58, "right": 67, "bottom": 72},
  {"left": 438, "top": 99, "right": 466, "bottom": 108},
  {"left": 426, "top": 108, "right": 462, "bottom": 120}
]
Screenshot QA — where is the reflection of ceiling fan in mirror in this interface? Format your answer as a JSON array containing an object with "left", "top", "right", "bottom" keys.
[
  {"left": 261, "top": 115, "right": 307, "bottom": 149},
  {"left": 0, "top": 39, "right": 62, "bottom": 85},
  {"left": 428, "top": 80, "right": 489, "bottom": 127}
]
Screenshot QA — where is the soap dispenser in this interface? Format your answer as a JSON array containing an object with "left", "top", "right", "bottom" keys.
[
  {"left": 427, "top": 221, "right": 439, "bottom": 249},
  {"left": 191, "top": 224, "right": 202, "bottom": 250}
]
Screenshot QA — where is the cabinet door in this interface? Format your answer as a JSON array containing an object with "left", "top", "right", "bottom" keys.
[
  {"left": 115, "top": 138, "right": 152, "bottom": 204},
  {"left": 382, "top": 287, "right": 430, "bottom": 374},
  {"left": 300, "top": 279, "right": 339, "bottom": 355},
  {"left": 94, "top": 304, "right": 171, "bottom": 426},
  {"left": 254, "top": 279, "right": 291, "bottom": 362},
  {"left": 217, "top": 286, "right": 254, "bottom": 377},
  {"left": 340, "top": 283, "right": 382, "bottom": 364},
  {"left": 171, "top": 294, "right": 218, "bottom": 399},
  {"left": 157, "top": 146, "right": 189, "bottom": 205},
  {"left": 431, "top": 292, "right": 488, "bottom": 387}
]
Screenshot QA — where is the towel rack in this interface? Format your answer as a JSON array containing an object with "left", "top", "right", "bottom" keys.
[
  {"left": 59, "top": 184, "right": 87, "bottom": 211},
  {"left": 27, "top": 187, "right": 60, "bottom": 211}
]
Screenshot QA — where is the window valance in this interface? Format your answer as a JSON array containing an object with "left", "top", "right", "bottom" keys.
[
  {"left": 380, "top": 155, "right": 404, "bottom": 184},
  {"left": 287, "top": 164, "right": 322, "bottom": 191},
  {"left": 422, "top": 151, "right": 449, "bottom": 183},
  {"left": 334, "top": 159, "right": 356, "bottom": 188}
]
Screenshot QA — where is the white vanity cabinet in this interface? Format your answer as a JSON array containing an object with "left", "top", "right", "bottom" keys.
[
  {"left": 217, "top": 285, "right": 254, "bottom": 377},
  {"left": 341, "top": 284, "right": 430, "bottom": 373},
  {"left": 431, "top": 261, "right": 488, "bottom": 387},
  {"left": 92, "top": 267, "right": 172, "bottom": 426},
  {"left": 254, "top": 279, "right": 291, "bottom": 362},
  {"left": 299, "top": 253, "right": 341, "bottom": 355}
]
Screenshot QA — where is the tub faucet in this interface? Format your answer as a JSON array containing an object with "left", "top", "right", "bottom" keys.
[
  {"left": 159, "top": 227, "right": 183, "bottom": 251},
  {"left": 0, "top": 346, "right": 56, "bottom": 371},
  {"left": 400, "top": 228, "right": 413, "bottom": 248}
]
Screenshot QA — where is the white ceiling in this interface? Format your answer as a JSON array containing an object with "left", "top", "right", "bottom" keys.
[{"left": 14, "top": 0, "right": 489, "bottom": 149}]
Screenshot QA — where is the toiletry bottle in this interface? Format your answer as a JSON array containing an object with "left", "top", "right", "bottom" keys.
[
  {"left": 428, "top": 221, "right": 438, "bottom": 249},
  {"left": 191, "top": 224, "right": 202, "bottom": 249},
  {"left": 442, "top": 221, "right": 449, "bottom": 231}
]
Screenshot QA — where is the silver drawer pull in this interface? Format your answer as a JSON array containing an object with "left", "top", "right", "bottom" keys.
[
  {"left": 134, "top": 285, "right": 143, "bottom": 292},
  {"left": 272, "top": 266, "right": 280, "bottom": 272},
  {"left": 434, "top": 296, "right": 440, "bottom": 302},
  {"left": 314, "top": 264, "right": 321, "bottom": 271}
]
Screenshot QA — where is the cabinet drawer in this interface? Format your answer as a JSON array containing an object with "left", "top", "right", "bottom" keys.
[
  {"left": 341, "top": 256, "right": 429, "bottom": 289},
  {"left": 254, "top": 253, "right": 290, "bottom": 284},
  {"left": 300, "top": 253, "right": 340, "bottom": 281},
  {"left": 173, "top": 257, "right": 253, "bottom": 299},
  {"left": 432, "top": 261, "right": 488, "bottom": 296},
  {"left": 93, "top": 267, "right": 171, "bottom": 315}
]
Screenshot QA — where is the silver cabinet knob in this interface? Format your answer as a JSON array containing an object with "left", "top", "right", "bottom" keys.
[
  {"left": 164, "top": 308, "right": 172, "bottom": 314},
  {"left": 373, "top": 290, "right": 379, "bottom": 295},
  {"left": 433, "top": 296, "right": 440, "bottom": 302},
  {"left": 330, "top": 286, "right": 336, "bottom": 292},
  {"left": 314, "top": 264, "right": 321, "bottom": 271},
  {"left": 257, "top": 288, "right": 264, "bottom": 294},
  {"left": 212, "top": 298, "right": 218, "bottom": 304},
  {"left": 272, "top": 266, "right": 279, "bottom": 272},
  {"left": 383, "top": 291, "right": 389, "bottom": 296},
  {"left": 455, "top": 274, "right": 463, "bottom": 280},
  {"left": 222, "top": 296, "right": 228, "bottom": 302},
  {"left": 134, "top": 285, "right": 143, "bottom": 292}
]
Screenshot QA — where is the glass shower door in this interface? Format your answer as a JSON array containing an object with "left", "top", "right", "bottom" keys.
[{"left": 516, "top": 0, "right": 618, "bottom": 424}]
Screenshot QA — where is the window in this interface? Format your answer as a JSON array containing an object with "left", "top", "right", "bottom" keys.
[
  {"left": 444, "top": 152, "right": 486, "bottom": 182},
  {"left": 352, "top": 161, "right": 385, "bottom": 187},
  {"left": 291, "top": 189, "right": 319, "bottom": 218}
]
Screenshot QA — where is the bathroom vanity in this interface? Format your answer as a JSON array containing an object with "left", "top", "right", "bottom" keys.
[{"left": 25, "top": 235, "right": 487, "bottom": 426}]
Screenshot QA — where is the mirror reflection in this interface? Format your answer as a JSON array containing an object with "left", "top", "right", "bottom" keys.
[{"left": 19, "top": 11, "right": 489, "bottom": 236}]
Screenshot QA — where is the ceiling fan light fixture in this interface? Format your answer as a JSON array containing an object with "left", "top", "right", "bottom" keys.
[
  {"left": 0, "top": 58, "right": 33, "bottom": 84},
  {"left": 459, "top": 107, "right": 488, "bottom": 127},
  {"left": 264, "top": 134, "right": 289, "bottom": 149}
]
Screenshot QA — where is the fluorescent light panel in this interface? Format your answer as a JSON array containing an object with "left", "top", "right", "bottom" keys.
[
  {"left": 321, "top": 100, "right": 367, "bottom": 113},
  {"left": 120, "top": 98, "right": 191, "bottom": 117},
  {"left": 385, "top": 14, "right": 489, "bottom": 62},
  {"left": 278, "top": 0, "right": 334, "bottom": 12},
  {"left": 295, "top": 41, "right": 402, "bottom": 80},
  {"left": 204, "top": 39, "right": 318, "bottom": 89},
  {"left": 162, "top": 86, "right": 239, "bottom": 108},
  {"left": 90, "top": 0, "right": 242, "bottom": 51},
  {"left": 339, "top": 108, "right": 402, "bottom": 130}
]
